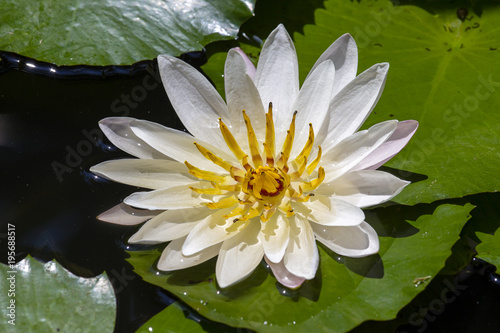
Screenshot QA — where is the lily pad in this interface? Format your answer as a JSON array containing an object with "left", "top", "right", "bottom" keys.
[
  {"left": 293, "top": 0, "right": 500, "bottom": 205},
  {"left": 476, "top": 228, "right": 500, "bottom": 269},
  {"left": 128, "top": 203, "right": 473, "bottom": 332},
  {"left": 136, "top": 302, "right": 206, "bottom": 333},
  {"left": 0, "top": 0, "right": 255, "bottom": 65},
  {"left": 0, "top": 256, "right": 116, "bottom": 333}
]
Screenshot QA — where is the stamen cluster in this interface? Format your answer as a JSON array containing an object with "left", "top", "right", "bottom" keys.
[{"left": 186, "top": 103, "right": 325, "bottom": 226}]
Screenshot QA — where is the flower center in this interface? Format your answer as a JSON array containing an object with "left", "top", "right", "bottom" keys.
[
  {"left": 246, "top": 166, "right": 285, "bottom": 198},
  {"left": 185, "top": 103, "right": 325, "bottom": 224}
]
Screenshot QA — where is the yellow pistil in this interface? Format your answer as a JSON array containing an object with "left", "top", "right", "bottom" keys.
[{"left": 186, "top": 105, "right": 326, "bottom": 224}]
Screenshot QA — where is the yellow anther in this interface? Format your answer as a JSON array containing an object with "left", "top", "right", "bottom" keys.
[
  {"left": 280, "top": 111, "right": 297, "bottom": 163},
  {"left": 306, "top": 146, "right": 322, "bottom": 175},
  {"left": 203, "top": 196, "right": 238, "bottom": 209},
  {"left": 194, "top": 142, "right": 233, "bottom": 172},
  {"left": 188, "top": 186, "right": 222, "bottom": 195},
  {"left": 265, "top": 103, "right": 275, "bottom": 158},
  {"left": 230, "top": 166, "right": 245, "bottom": 182},
  {"left": 242, "top": 110, "right": 263, "bottom": 168},
  {"left": 289, "top": 156, "right": 307, "bottom": 179},
  {"left": 214, "top": 183, "right": 240, "bottom": 192},
  {"left": 302, "top": 166, "right": 325, "bottom": 191},
  {"left": 219, "top": 118, "right": 246, "bottom": 160},
  {"left": 184, "top": 161, "right": 226, "bottom": 183},
  {"left": 263, "top": 142, "right": 274, "bottom": 166},
  {"left": 241, "top": 155, "right": 252, "bottom": 171},
  {"left": 294, "top": 123, "right": 315, "bottom": 163},
  {"left": 223, "top": 206, "right": 245, "bottom": 219}
]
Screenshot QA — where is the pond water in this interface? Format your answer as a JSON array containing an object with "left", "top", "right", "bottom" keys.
[{"left": 1, "top": 50, "right": 499, "bottom": 333}]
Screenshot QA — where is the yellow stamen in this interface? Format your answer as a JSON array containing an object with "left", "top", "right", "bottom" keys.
[
  {"left": 241, "top": 155, "right": 252, "bottom": 171},
  {"left": 265, "top": 103, "right": 275, "bottom": 159},
  {"left": 263, "top": 142, "right": 274, "bottom": 166},
  {"left": 194, "top": 142, "right": 233, "bottom": 172},
  {"left": 188, "top": 186, "right": 222, "bottom": 195},
  {"left": 230, "top": 166, "right": 245, "bottom": 182},
  {"left": 289, "top": 156, "right": 307, "bottom": 179},
  {"left": 203, "top": 196, "right": 238, "bottom": 209},
  {"left": 306, "top": 146, "right": 322, "bottom": 175},
  {"left": 302, "top": 166, "right": 325, "bottom": 191},
  {"left": 280, "top": 111, "right": 297, "bottom": 163},
  {"left": 184, "top": 161, "right": 226, "bottom": 183},
  {"left": 242, "top": 110, "right": 263, "bottom": 168},
  {"left": 294, "top": 123, "right": 314, "bottom": 163},
  {"left": 219, "top": 118, "right": 246, "bottom": 160}
]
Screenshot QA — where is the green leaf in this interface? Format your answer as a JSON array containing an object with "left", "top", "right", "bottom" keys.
[
  {"left": 0, "top": 256, "right": 116, "bottom": 333},
  {"left": 476, "top": 228, "right": 500, "bottom": 269},
  {"left": 136, "top": 302, "right": 206, "bottom": 333},
  {"left": 128, "top": 203, "right": 473, "bottom": 333},
  {"left": 292, "top": 0, "right": 500, "bottom": 205},
  {"left": 0, "top": 0, "right": 255, "bottom": 65}
]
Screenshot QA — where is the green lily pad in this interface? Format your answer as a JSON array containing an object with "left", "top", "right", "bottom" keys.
[
  {"left": 293, "top": 0, "right": 500, "bottom": 205},
  {"left": 0, "top": 256, "right": 116, "bottom": 333},
  {"left": 128, "top": 203, "right": 473, "bottom": 332},
  {"left": 476, "top": 228, "right": 500, "bottom": 269},
  {"left": 0, "top": 0, "right": 255, "bottom": 65},
  {"left": 136, "top": 302, "right": 206, "bottom": 333}
]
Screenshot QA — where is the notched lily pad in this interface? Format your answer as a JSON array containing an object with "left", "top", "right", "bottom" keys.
[
  {"left": 128, "top": 203, "right": 473, "bottom": 332},
  {"left": 0, "top": 256, "right": 116, "bottom": 333}
]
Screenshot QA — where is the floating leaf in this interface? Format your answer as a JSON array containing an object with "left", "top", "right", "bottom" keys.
[
  {"left": 136, "top": 302, "right": 206, "bottom": 333},
  {"left": 476, "top": 228, "right": 500, "bottom": 269},
  {"left": 0, "top": 256, "right": 116, "bottom": 333},
  {"left": 128, "top": 203, "right": 473, "bottom": 332},
  {"left": 293, "top": 0, "right": 500, "bottom": 205},
  {"left": 0, "top": 0, "right": 255, "bottom": 65}
]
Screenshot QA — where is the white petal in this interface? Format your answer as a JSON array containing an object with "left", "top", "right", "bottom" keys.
[
  {"left": 225, "top": 49, "right": 266, "bottom": 148},
  {"left": 290, "top": 60, "right": 336, "bottom": 158},
  {"left": 322, "top": 120, "right": 398, "bottom": 182},
  {"left": 97, "top": 203, "right": 160, "bottom": 225},
  {"left": 99, "top": 117, "right": 168, "bottom": 159},
  {"left": 123, "top": 184, "right": 209, "bottom": 210},
  {"left": 307, "top": 33, "right": 358, "bottom": 97},
  {"left": 264, "top": 257, "right": 305, "bottom": 289},
  {"left": 316, "top": 170, "right": 410, "bottom": 208},
  {"left": 216, "top": 221, "right": 264, "bottom": 288},
  {"left": 130, "top": 119, "right": 235, "bottom": 172},
  {"left": 352, "top": 120, "right": 419, "bottom": 171},
  {"left": 232, "top": 47, "right": 256, "bottom": 80},
  {"left": 258, "top": 214, "right": 290, "bottom": 263},
  {"left": 182, "top": 208, "right": 239, "bottom": 256},
  {"left": 301, "top": 195, "right": 365, "bottom": 226},
  {"left": 312, "top": 221, "right": 379, "bottom": 258},
  {"left": 90, "top": 159, "right": 196, "bottom": 190},
  {"left": 283, "top": 215, "right": 319, "bottom": 279},
  {"left": 157, "top": 55, "right": 229, "bottom": 149},
  {"left": 255, "top": 24, "right": 299, "bottom": 133},
  {"left": 128, "top": 207, "right": 212, "bottom": 244},
  {"left": 318, "top": 63, "right": 389, "bottom": 149},
  {"left": 158, "top": 236, "right": 221, "bottom": 271}
]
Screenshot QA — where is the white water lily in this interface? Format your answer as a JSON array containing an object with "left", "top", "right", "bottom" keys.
[{"left": 91, "top": 25, "right": 418, "bottom": 289}]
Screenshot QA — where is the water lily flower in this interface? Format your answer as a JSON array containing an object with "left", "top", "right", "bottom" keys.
[{"left": 91, "top": 24, "right": 418, "bottom": 289}]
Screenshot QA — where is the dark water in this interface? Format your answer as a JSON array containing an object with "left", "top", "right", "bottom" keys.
[{"left": 1, "top": 50, "right": 499, "bottom": 333}]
